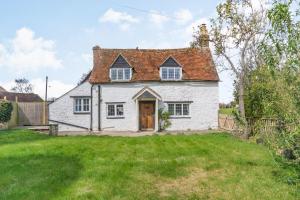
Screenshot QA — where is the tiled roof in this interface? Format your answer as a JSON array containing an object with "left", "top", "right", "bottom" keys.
[
  {"left": 89, "top": 47, "right": 219, "bottom": 83},
  {"left": 0, "top": 86, "right": 7, "bottom": 92},
  {"left": 0, "top": 91, "right": 43, "bottom": 102}
]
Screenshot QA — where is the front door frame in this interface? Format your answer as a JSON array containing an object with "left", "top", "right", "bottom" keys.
[
  {"left": 139, "top": 101, "right": 155, "bottom": 131},
  {"left": 136, "top": 98, "right": 159, "bottom": 132}
]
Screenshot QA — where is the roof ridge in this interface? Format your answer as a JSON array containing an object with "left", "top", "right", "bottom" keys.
[{"left": 98, "top": 47, "right": 194, "bottom": 51}]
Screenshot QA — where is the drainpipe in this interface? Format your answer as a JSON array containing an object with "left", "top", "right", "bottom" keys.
[
  {"left": 98, "top": 85, "right": 101, "bottom": 131},
  {"left": 90, "top": 84, "right": 93, "bottom": 131}
]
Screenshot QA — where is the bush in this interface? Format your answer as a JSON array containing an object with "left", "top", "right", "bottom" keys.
[
  {"left": 0, "top": 100, "right": 13, "bottom": 123},
  {"left": 158, "top": 109, "right": 171, "bottom": 131}
]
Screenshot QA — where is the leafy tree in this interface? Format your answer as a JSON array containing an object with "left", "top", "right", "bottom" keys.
[
  {"left": 0, "top": 100, "right": 13, "bottom": 124},
  {"left": 191, "top": 0, "right": 267, "bottom": 138},
  {"left": 244, "top": 0, "right": 300, "bottom": 161},
  {"left": 11, "top": 78, "right": 33, "bottom": 93}
]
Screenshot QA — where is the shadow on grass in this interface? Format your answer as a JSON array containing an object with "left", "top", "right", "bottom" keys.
[
  {"left": 0, "top": 129, "right": 50, "bottom": 146},
  {"left": 0, "top": 154, "right": 82, "bottom": 200}
]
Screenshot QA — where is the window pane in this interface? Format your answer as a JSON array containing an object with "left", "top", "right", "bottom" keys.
[
  {"left": 111, "top": 69, "right": 117, "bottom": 80},
  {"left": 168, "top": 104, "right": 174, "bottom": 115},
  {"left": 107, "top": 105, "right": 115, "bottom": 116},
  {"left": 117, "top": 69, "right": 123, "bottom": 80},
  {"left": 124, "top": 69, "right": 131, "bottom": 80},
  {"left": 175, "top": 68, "right": 180, "bottom": 79},
  {"left": 75, "top": 99, "right": 81, "bottom": 112},
  {"left": 183, "top": 104, "right": 189, "bottom": 115},
  {"left": 162, "top": 68, "right": 168, "bottom": 79},
  {"left": 116, "top": 104, "right": 124, "bottom": 116},
  {"left": 168, "top": 68, "right": 175, "bottom": 79},
  {"left": 175, "top": 104, "right": 182, "bottom": 115},
  {"left": 83, "top": 99, "right": 89, "bottom": 111}
]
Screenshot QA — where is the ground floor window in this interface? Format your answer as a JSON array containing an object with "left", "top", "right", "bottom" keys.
[
  {"left": 107, "top": 103, "right": 124, "bottom": 118},
  {"left": 74, "top": 98, "right": 90, "bottom": 113},
  {"left": 167, "top": 102, "right": 190, "bottom": 117}
]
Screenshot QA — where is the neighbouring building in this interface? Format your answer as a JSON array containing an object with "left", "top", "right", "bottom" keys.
[{"left": 0, "top": 86, "right": 43, "bottom": 102}]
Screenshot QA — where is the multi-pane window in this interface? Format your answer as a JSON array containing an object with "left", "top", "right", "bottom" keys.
[
  {"left": 160, "top": 67, "right": 181, "bottom": 80},
  {"left": 107, "top": 103, "right": 124, "bottom": 118},
  {"left": 74, "top": 98, "right": 90, "bottom": 113},
  {"left": 110, "top": 68, "right": 131, "bottom": 81},
  {"left": 167, "top": 103, "right": 190, "bottom": 117}
]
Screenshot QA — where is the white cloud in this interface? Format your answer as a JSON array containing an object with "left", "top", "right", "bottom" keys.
[
  {"left": 185, "top": 18, "right": 209, "bottom": 36},
  {"left": 99, "top": 8, "right": 139, "bottom": 31},
  {"left": 0, "top": 78, "right": 74, "bottom": 99},
  {"left": 174, "top": 9, "right": 193, "bottom": 24},
  {"left": 149, "top": 10, "right": 170, "bottom": 27},
  {"left": 0, "top": 28, "right": 62, "bottom": 73}
]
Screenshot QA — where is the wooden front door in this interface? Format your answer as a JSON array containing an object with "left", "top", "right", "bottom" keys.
[{"left": 139, "top": 101, "right": 155, "bottom": 130}]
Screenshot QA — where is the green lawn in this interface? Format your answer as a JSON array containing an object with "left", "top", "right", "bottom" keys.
[
  {"left": 219, "top": 108, "right": 236, "bottom": 115},
  {"left": 0, "top": 129, "right": 298, "bottom": 200}
]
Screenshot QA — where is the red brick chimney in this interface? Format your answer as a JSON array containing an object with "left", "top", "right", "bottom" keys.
[
  {"left": 199, "top": 24, "right": 209, "bottom": 47},
  {"left": 92, "top": 45, "right": 101, "bottom": 67}
]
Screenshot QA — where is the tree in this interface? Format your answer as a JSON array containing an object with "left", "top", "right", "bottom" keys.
[
  {"left": 11, "top": 78, "right": 33, "bottom": 93},
  {"left": 244, "top": 0, "right": 300, "bottom": 160},
  {"left": 0, "top": 100, "right": 13, "bottom": 124},
  {"left": 191, "top": 0, "right": 267, "bottom": 138},
  {"left": 77, "top": 71, "right": 91, "bottom": 85}
]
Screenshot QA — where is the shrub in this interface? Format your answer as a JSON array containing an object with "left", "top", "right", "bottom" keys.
[
  {"left": 0, "top": 100, "right": 13, "bottom": 123},
  {"left": 158, "top": 109, "right": 171, "bottom": 131}
]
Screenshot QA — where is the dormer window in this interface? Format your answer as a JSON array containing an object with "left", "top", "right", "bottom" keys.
[
  {"left": 110, "top": 55, "right": 132, "bottom": 81},
  {"left": 160, "top": 57, "right": 182, "bottom": 80},
  {"left": 110, "top": 68, "right": 132, "bottom": 81}
]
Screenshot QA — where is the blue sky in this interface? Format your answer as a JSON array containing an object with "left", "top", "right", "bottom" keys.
[{"left": 0, "top": 0, "right": 234, "bottom": 102}]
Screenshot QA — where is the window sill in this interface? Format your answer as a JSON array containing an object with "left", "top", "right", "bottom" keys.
[
  {"left": 160, "top": 79, "right": 182, "bottom": 81},
  {"left": 74, "top": 112, "right": 90, "bottom": 115},
  {"left": 110, "top": 80, "right": 131, "bottom": 82},
  {"left": 106, "top": 116, "right": 125, "bottom": 119},
  {"left": 169, "top": 116, "right": 191, "bottom": 119}
]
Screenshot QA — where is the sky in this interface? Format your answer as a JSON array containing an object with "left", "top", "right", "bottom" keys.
[{"left": 0, "top": 0, "right": 235, "bottom": 102}]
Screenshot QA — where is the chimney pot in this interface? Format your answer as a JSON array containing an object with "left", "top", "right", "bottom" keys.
[{"left": 93, "top": 45, "right": 101, "bottom": 50}]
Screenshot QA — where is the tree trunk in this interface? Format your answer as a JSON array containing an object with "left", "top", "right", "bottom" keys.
[{"left": 238, "top": 77, "right": 249, "bottom": 139}]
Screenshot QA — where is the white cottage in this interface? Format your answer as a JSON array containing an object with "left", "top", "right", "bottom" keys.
[{"left": 49, "top": 26, "right": 219, "bottom": 133}]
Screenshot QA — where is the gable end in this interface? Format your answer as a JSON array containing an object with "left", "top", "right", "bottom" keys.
[
  {"left": 160, "top": 56, "right": 181, "bottom": 68},
  {"left": 110, "top": 54, "right": 131, "bottom": 68}
]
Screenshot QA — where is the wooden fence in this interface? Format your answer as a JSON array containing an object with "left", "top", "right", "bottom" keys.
[
  {"left": 18, "top": 102, "right": 48, "bottom": 126},
  {"left": 218, "top": 114, "right": 240, "bottom": 131},
  {"left": 0, "top": 102, "right": 48, "bottom": 129},
  {"left": 219, "top": 114, "right": 298, "bottom": 134}
]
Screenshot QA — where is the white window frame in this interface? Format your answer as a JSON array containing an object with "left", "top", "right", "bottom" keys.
[
  {"left": 160, "top": 67, "right": 182, "bottom": 80},
  {"left": 110, "top": 68, "right": 132, "bottom": 81},
  {"left": 167, "top": 102, "right": 190, "bottom": 117},
  {"left": 74, "top": 98, "right": 90, "bottom": 113},
  {"left": 106, "top": 103, "right": 125, "bottom": 118}
]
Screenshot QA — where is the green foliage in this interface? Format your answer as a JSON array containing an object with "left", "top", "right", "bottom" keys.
[
  {"left": 0, "top": 100, "right": 13, "bottom": 123},
  {"left": 158, "top": 108, "right": 171, "bottom": 131},
  {"left": 244, "top": 0, "right": 300, "bottom": 161}
]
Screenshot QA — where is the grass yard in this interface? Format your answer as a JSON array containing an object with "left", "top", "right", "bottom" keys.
[
  {"left": 219, "top": 108, "right": 236, "bottom": 115},
  {"left": 0, "top": 129, "right": 299, "bottom": 200}
]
